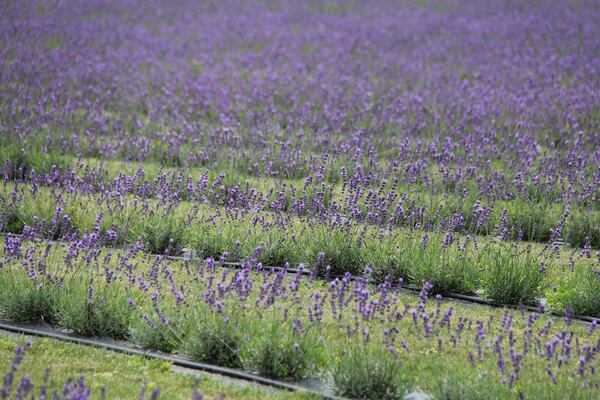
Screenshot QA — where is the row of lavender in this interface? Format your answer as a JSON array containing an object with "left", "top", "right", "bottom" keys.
[
  {"left": 1, "top": 155, "right": 598, "bottom": 249},
  {"left": 1, "top": 0, "right": 599, "bottom": 248},
  {"left": 3, "top": 178, "right": 600, "bottom": 315},
  {"left": 1, "top": 236, "right": 600, "bottom": 399}
]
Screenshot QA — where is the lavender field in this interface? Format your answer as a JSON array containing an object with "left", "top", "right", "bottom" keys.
[{"left": 1, "top": 0, "right": 600, "bottom": 399}]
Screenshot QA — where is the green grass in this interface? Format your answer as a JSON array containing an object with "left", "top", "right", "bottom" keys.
[{"left": 0, "top": 334, "right": 315, "bottom": 400}]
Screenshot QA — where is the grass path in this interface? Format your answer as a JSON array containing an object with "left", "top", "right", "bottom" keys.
[{"left": 0, "top": 331, "right": 315, "bottom": 400}]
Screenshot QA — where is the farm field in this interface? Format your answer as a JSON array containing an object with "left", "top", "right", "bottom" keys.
[{"left": 1, "top": 0, "right": 600, "bottom": 399}]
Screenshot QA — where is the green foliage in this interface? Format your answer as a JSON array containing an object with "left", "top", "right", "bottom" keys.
[
  {"left": 0, "top": 189, "right": 58, "bottom": 237},
  {"left": 255, "top": 231, "right": 303, "bottom": 267},
  {"left": 433, "top": 369, "right": 511, "bottom": 400},
  {"left": 52, "top": 280, "right": 133, "bottom": 339},
  {"left": 0, "top": 202, "right": 25, "bottom": 234},
  {"left": 241, "top": 318, "right": 323, "bottom": 380},
  {"left": 0, "top": 335, "right": 295, "bottom": 400},
  {"left": 184, "top": 308, "right": 245, "bottom": 368},
  {"left": 0, "top": 142, "right": 66, "bottom": 181},
  {"left": 188, "top": 220, "right": 244, "bottom": 261},
  {"left": 0, "top": 269, "right": 54, "bottom": 323},
  {"left": 332, "top": 340, "right": 409, "bottom": 399},
  {"left": 504, "top": 200, "right": 558, "bottom": 243},
  {"left": 308, "top": 226, "right": 365, "bottom": 276},
  {"left": 482, "top": 244, "right": 546, "bottom": 306},
  {"left": 566, "top": 209, "right": 600, "bottom": 248},
  {"left": 136, "top": 211, "right": 186, "bottom": 255},
  {"left": 129, "top": 301, "right": 187, "bottom": 352},
  {"left": 404, "top": 235, "right": 480, "bottom": 294},
  {"left": 365, "top": 235, "right": 400, "bottom": 283},
  {"left": 548, "top": 263, "right": 600, "bottom": 317}
]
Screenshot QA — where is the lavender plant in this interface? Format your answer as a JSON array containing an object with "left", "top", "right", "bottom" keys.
[
  {"left": 0, "top": 269, "right": 54, "bottom": 324},
  {"left": 332, "top": 339, "right": 409, "bottom": 400},
  {"left": 241, "top": 317, "right": 324, "bottom": 381},
  {"left": 550, "top": 263, "right": 600, "bottom": 318},
  {"left": 184, "top": 307, "right": 245, "bottom": 368},
  {"left": 482, "top": 244, "right": 547, "bottom": 306},
  {"left": 406, "top": 233, "right": 480, "bottom": 294},
  {"left": 52, "top": 279, "right": 134, "bottom": 339}
]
